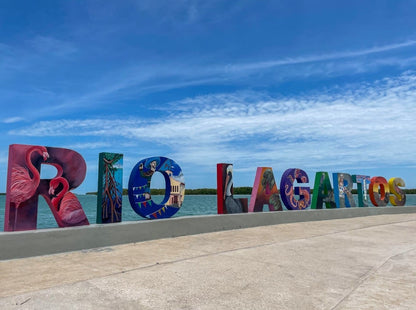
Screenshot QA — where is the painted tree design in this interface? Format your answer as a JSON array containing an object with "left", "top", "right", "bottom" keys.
[{"left": 102, "top": 153, "right": 123, "bottom": 222}]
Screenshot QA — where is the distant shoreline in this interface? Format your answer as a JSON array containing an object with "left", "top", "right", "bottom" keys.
[
  {"left": 83, "top": 187, "right": 416, "bottom": 196},
  {"left": 85, "top": 187, "right": 252, "bottom": 196}
]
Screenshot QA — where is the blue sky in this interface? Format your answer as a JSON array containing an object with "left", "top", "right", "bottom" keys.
[{"left": 1, "top": 1, "right": 416, "bottom": 193}]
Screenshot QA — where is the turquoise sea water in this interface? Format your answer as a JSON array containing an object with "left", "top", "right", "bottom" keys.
[{"left": 1, "top": 194, "right": 416, "bottom": 231}]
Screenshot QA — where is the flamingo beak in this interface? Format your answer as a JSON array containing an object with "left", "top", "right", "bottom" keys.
[
  {"left": 43, "top": 152, "right": 50, "bottom": 161},
  {"left": 48, "top": 186, "right": 55, "bottom": 196}
]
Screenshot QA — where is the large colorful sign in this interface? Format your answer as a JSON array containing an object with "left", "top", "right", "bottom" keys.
[{"left": 2, "top": 144, "right": 409, "bottom": 232}]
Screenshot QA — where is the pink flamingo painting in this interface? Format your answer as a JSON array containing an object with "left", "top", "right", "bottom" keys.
[
  {"left": 48, "top": 177, "right": 89, "bottom": 226},
  {"left": 10, "top": 145, "right": 49, "bottom": 228}
]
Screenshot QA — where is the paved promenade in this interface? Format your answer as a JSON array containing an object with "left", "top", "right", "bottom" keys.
[{"left": 1, "top": 213, "right": 416, "bottom": 309}]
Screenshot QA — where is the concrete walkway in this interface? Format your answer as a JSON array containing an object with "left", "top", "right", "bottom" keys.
[{"left": 1, "top": 213, "right": 416, "bottom": 309}]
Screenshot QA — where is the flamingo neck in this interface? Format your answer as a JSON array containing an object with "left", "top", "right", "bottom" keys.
[
  {"left": 51, "top": 177, "right": 70, "bottom": 209},
  {"left": 26, "top": 146, "right": 44, "bottom": 184}
]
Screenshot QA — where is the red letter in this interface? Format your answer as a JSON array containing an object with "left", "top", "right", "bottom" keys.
[
  {"left": 217, "top": 163, "right": 247, "bottom": 214},
  {"left": 369, "top": 176, "right": 390, "bottom": 207},
  {"left": 4, "top": 144, "right": 88, "bottom": 231}
]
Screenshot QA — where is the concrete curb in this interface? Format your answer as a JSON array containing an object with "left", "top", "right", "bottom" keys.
[{"left": 1, "top": 206, "right": 416, "bottom": 260}]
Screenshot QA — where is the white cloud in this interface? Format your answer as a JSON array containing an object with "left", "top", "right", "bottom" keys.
[
  {"left": 63, "top": 142, "right": 113, "bottom": 150},
  {"left": 9, "top": 72, "right": 416, "bottom": 173},
  {"left": 2, "top": 116, "right": 24, "bottom": 124}
]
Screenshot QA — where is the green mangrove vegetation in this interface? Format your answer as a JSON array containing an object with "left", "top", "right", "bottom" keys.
[{"left": 84, "top": 187, "right": 416, "bottom": 196}]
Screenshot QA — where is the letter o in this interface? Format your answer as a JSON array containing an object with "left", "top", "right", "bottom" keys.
[
  {"left": 128, "top": 157, "right": 185, "bottom": 219},
  {"left": 369, "top": 176, "right": 390, "bottom": 207}
]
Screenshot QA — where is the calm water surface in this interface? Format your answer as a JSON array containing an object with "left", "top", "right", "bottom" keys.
[{"left": 1, "top": 194, "right": 415, "bottom": 230}]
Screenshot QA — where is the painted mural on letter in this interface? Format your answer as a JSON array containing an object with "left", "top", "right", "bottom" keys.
[
  {"left": 352, "top": 175, "right": 370, "bottom": 207},
  {"left": 279, "top": 168, "right": 310, "bottom": 210},
  {"left": 128, "top": 157, "right": 185, "bottom": 219},
  {"left": 5, "top": 144, "right": 89, "bottom": 231},
  {"left": 216, "top": 163, "right": 248, "bottom": 214},
  {"left": 249, "top": 167, "right": 282, "bottom": 212},
  {"left": 97, "top": 152, "right": 123, "bottom": 224},
  {"left": 333, "top": 173, "right": 356, "bottom": 208},
  {"left": 369, "top": 176, "right": 390, "bottom": 207},
  {"left": 311, "top": 172, "right": 336, "bottom": 209},
  {"left": 389, "top": 177, "right": 406, "bottom": 206}
]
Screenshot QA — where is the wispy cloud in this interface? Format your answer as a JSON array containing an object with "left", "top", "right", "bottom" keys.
[
  {"left": 0, "top": 36, "right": 77, "bottom": 76},
  {"left": 63, "top": 142, "right": 113, "bottom": 150},
  {"left": 9, "top": 72, "right": 416, "bottom": 173},
  {"left": 28, "top": 36, "right": 78, "bottom": 57},
  {"left": 2, "top": 116, "right": 24, "bottom": 124},
  {"left": 225, "top": 40, "right": 416, "bottom": 72},
  {"left": 58, "top": 41, "right": 416, "bottom": 110},
  {"left": 3, "top": 37, "right": 416, "bottom": 123}
]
